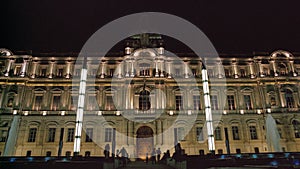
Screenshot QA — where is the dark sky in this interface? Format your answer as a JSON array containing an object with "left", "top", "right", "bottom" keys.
[{"left": 1, "top": 0, "right": 300, "bottom": 54}]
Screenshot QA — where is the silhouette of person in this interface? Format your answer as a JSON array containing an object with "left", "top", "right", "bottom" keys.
[
  {"left": 156, "top": 148, "right": 161, "bottom": 162},
  {"left": 151, "top": 148, "right": 156, "bottom": 164},
  {"left": 146, "top": 153, "right": 149, "bottom": 164},
  {"left": 118, "top": 147, "right": 128, "bottom": 167},
  {"left": 104, "top": 144, "right": 110, "bottom": 159}
]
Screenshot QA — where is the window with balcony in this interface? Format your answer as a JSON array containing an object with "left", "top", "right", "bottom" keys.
[
  {"left": 211, "top": 95, "right": 218, "bottom": 110},
  {"left": 244, "top": 95, "right": 252, "bottom": 110},
  {"left": 285, "top": 89, "right": 295, "bottom": 108},
  {"left": 52, "top": 95, "right": 61, "bottom": 111},
  {"left": 139, "top": 90, "right": 150, "bottom": 111},
  {"left": 106, "top": 96, "right": 116, "bottom": 110},
  {"left": 227, "top": 95, "right": 235, "bottom": 110},
  {"left": 175, "top": 96, "right": 183, "bottom": 110},
  {"left": 193, "top": 95, "right": 201, "bottom": 110},
  {"left": 34, "top": 95, "right": 43, "bottom": 110}
]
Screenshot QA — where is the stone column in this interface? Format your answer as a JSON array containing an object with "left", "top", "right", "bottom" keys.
[
  {"left": 155, "top": 58, "right": 159, "bottom": 77},
  {"left": 160, "top": 59, "right": 165, "bottom": 77},
  {"left": 20, "top": 59, "right": 28, "bottom": 77},
  {"left": 100, "top": 61, "right": 107, "bottom": 78},
  {"left": 30, "top": 61, "right": 38, "bottom": 78},
  {"left": 184, "top": 61, "right": 189, "bottom": 78},
  {"left": 4, "top": 58, "right": 14, "bottom": 77},
  {"left": 232, "top": 61, "right": 239, "bottom": 78},
  {"left": 47, "top": 61, "right": 56, "bottom": 78},
  {"left": 65, "top": 61, "right": 73, "bottom": 78},
  {"left": 166, "top": 59, "right": 172, "bottom": 78},
  {"left": 217, "top": 61, "right": 223, "bottom": 78},
  {"left": 116, "top": 61, "right": 123, "bottom": 78},
  {"left": 269, "top": 59, "right": 278, "bottom": 76},
  {"left": 289, "top": 60, "right": 297, "bottom": 76},
  {"left": 248, "top": 61, "right": 255, "bottom": 78},
  {"left": 130, "top": 60, "right": 135, "bottom": 77},
  {"left": 257, "top": 60, "right": 264, "bottom": 77}
]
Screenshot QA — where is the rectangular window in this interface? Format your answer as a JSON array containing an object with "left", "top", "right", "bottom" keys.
[
  {"left": 193, "top": 95, "right": 201, "bottom": 110},
  {"left": 109, "top": 69, "right": 114, "bottom": 77},
  {"left": 58, "top": 68, "right": 63, "bottom": 77},
  {"left": 52, "top": 95, "right": 61, "bottom": 111},
  {"left": 211, "top": 95, "right": 218, "bottom": 110},
  {"left": 106, "top": 96, "right": 115, "bottom": 110},
  {"left": 215, "top": 127, "right": 222, "bottom": 140},
  {"left": 34, "top": 96, "right": 43, "bottom": 111},
  {"left": 232, "top": 126, "right": 240, "bottom": 140},
  {"left": 88, "top": 95, "right": 97, "bottom": 110},
  {"left": 249, "top": 126, "right": 258, "bottom": 140},
  {"left": 175, "top": 127, "right": 185, "bottom": 142},
  {"left": 207, "top": 69, "right": 214, "bottom": 77},
  {"left": 70, "top": 95, "right": 78, "bottom": 111},
  {"left": 225, "top": 69, "right": 230, "bottom": 77},
  {"left": 175, "top": 69, "right": 180, "bottom": 77},
  {"left": 192, "top": 69, "right": 197, "bottom": 76},
  {"left": 217, "top": 149, "right": 223, "bottom": 154},
  {"left": 85, "top": 128, "right": 93, "bottom": 142},
  {"left": 244, "top": 95, "right": 252, "bottom": 110},
  {"left": 0, "top": 130, "right": 8, "bottom": 142},
  {"left": 227, "top": 95, "right": 235, "bottom": 110},
  {"left": 41, "top": 68, "right": 47, "bottom": 77},
  {"left": 175, "top": 96, "right": 183, "bottom": 110},
  {"left": 105, "top": 128, "right": 112, "bottom": 142},
  {"left": 196, "top": 127, "right": 204, "bottom": 141},
  {"left": 28, "top": 128, "right": 37, "bottom": 142},
  {"left": 67, "top": 128, "right": 75, "bottom": 142},
  {"left": 47, "top": 128, "right": 56, "bottom": 142},
  {"left": 240, "top": 69, "right": 246, "bottom": 77}
]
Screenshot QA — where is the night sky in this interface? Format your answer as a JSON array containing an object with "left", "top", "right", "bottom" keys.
[{"left": 1, "top": 0, "right": 300, "bottom": 55}]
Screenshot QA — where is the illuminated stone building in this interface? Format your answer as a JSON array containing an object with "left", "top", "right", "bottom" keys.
[{"left": 0, "top": 35, "right": 299, "bottom": 158}]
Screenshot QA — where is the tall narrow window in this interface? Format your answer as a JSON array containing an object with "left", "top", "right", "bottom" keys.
[
  {"left": 227, "top": 95, "right": 235, "bottom": 110},
  {"left": 106, "top": 96, "right": 116, "bottom": 110},
  {"left": 34, "top": 96, "right": 43, "bottom": 110},
  {"left": 88, "top": 95, "right": 97, "bottom": 110},
  {"left": 7, "top": 98, "right": 13, "bottom": 107},
  {"left": 224, "top": 69, "right": 230, "bottom": 77},
  {"left": 193, "top": 95, "right": 201, "bottom": 110},
  {"left": 244, "top": 95, "right": 252, "bottom": 110},
  {"left": 240, "top": 69, "right": 246, "bottom": 77},
  {"left": 70, "top": 95, "right": 78, "bottom": 111},
  {"left": 211, "top": 95, "right": 218, "bottom": 110},
  {"left": 139, "top": 90, "right": 150, "bottom": 110},
  {"left": 47, "top": 128, "right": 56, "bottom": 142},
  {"left": 52, "top": 95, "right": 61, "bottom": 110},
  {"left": 270, "top": 95, "right": 276, "bottom": 106},
  {"left": 196, "top": 127, "right": 204, "bottom": 141},
  {"left": 285, "top": 89, "right": 295, "bottom": 108},
  {"left": 85, "top": 128, "right": 93, "bottom": 142},
  {"left": 41, "top": 68, "right": 47, "bottom": 77},
  {"left": 28, "top": 128, "right": 37, "bottom": 142},
  {"left": 175, "top": 96, "right": 183, "bottom": 110},
  {"left": 249, "top": 126, "right": 258, "bottom": 140},
  {"left": 215, "top": 127, "right": 222, "bottom": 140},
  {"left": 232, "top": 126, "right": 240, "bottom": 140},
  {"left": 175, "top": 69, "right": 180, "bottom": 77},
  {"left": 58, "top": 69, "right": 63, "bottom": 77},
  {"left": 105, "top": 128, "right": 112, "bottom": 142},
  {"left": 109, "top": 69, "right": 114, "bottom": 77},
  {"left": 293, "top": 120, "right": 300, "bottom": 138},
  {"left": 67, "top": 128, "right": 74, "bottom": 142},
  {"left": 175, "top": 127, "right": 185, "bottom": 142}
]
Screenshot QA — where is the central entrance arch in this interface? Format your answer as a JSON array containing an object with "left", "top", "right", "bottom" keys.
[{"left": 136, "top": 126, "right": 154, "bottom": 159}]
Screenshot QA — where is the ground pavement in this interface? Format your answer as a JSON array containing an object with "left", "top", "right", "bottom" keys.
[{"left": 117, "top": 160, "right": 175, "bottom": 169}]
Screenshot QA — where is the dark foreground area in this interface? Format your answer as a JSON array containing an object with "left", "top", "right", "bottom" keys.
[{"left": 1, "top": 152, "right": 300, "bottom": 169}]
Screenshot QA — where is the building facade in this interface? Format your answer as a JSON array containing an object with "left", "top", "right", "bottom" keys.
[{"left": 0, "top": 37, "right": 300, "bottom": 158}]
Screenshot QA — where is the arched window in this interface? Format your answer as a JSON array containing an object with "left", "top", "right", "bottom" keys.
[
  {"left": 285, "top": 89, "right": 294, "bottom": 108},
  {"left": 139, "top": 90, "right": 150, "bottom": 111},
  {"left": 292, "top": 120, "right": 300, "bottom": 138}
]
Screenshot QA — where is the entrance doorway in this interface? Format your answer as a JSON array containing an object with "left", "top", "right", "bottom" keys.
[{"left": 136, "top": 126, "right": 153, "bottom": 159}]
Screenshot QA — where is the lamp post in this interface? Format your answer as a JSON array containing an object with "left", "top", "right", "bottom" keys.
[{"left": 202, "top": 62, "right": 215, "bottom": 154}]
